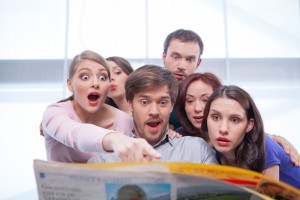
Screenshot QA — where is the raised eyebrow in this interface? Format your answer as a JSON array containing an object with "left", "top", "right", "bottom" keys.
[
  {"left": 99, "top": 68, "right": 108, "bottom": 73},
  {"left": 160, "top": 96, "right": 171, "bottom": 100},
  {"left": 186, "top": 94, "right": 195, "bottom": 98},
  {"left": 171, "top": 52, "right": 181, "bottom": 56},
  {"left": 137, "top": 95, "right": 151, "bottom": 99},
  {"left": 186, "top": 55, "right": 196, "bottom": 60},
  {"left": 78, "top": 67, "right": 91, "bottom": 72},
  {"left": 209, "top": 109, "right": 221, "bottom": 114},
  {"left": 230, "top": 114, "right": 244, "bottom": 118}
]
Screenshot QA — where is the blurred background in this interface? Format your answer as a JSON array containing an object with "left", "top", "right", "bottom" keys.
[{"left": 0, "top": 0, "right": 299, "bottom": 199}]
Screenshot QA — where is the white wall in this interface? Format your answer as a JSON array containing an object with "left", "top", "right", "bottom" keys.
[{"left": 0, "top": 0, "right": 299, "bottom": 199}]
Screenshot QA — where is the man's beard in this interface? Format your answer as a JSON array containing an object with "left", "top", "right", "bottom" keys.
[{"left": 133, "top": 116, "right": 168, "bottom": 146}]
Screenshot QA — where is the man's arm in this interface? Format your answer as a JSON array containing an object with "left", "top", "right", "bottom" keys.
[{"left": 268, "top": 134, "right": 300, "bottom": 167}]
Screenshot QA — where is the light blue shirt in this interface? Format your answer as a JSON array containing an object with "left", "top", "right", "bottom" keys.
[{"left": 88, "top": 131, "right": 218, "bottom": 165}]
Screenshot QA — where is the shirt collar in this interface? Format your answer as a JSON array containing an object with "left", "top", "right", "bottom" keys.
[{"left": 131, "top": 130, "right": 174, "bottom": 148}]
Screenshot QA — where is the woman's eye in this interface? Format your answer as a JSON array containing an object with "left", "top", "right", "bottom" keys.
[
  {"left": 232, "top": 117, "right": 240, "bottom": 123},
  {"left": 212, "top": 114, "right": 220, "bottom": 121},
  {"left": 185, "top": 99, "right": 194, "bottom": 104},
  {"left": 114, "top": 71, "right": 121, "bottom": 75},
  {"left": 99, "top": 75, "right": 107, "bottom": 81},
  {"left": 81, "top": 75, "right": 89, "bottom": 80}
]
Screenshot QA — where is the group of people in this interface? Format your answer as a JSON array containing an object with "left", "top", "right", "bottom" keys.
[{"left": 40, "top": 29, "right": 300, "bottom": 189}]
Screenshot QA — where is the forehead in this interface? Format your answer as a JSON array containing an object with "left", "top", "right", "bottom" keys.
[
  {"left": 134, "top": 86, "right": 170, "bottom": 99},
  {"left": 211, "top": 97, "right": 246, "bottom": 114},
  {"left": 168, "top": 39, "right": 200, "bottom": 57},
  {"left": 76, "top": 59, "right": 107, "bottom": 72},
  {"left": 187, "top": 80, "right": 214, "bottom": 94},
  {"left": 106, "top": 60, "right": 117, "bottom": 67}
]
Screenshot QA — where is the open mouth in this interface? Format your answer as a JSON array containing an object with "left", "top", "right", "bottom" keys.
[
  {"left": 193, "top": 116, "right": 203, "bottom": 120},
  {"left": 193, "top": 116, "right": 203, "bottom": 123},
  {"left": 88, "top": 94, "right": 100, "bottom": 102},
  {"left": 147, "top": 121, "right": 160, "bottom": 127}
]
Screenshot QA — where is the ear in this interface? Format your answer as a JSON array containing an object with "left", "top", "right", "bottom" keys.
[
  {"left": 196, "top": 58, "right": 202, "bottom": 69},
  {"left": 246, "top": 118, "right": 255, "bottom": 133},
  {"left": 162, "top": 52, "right": 166, "bottom": 64},
  {"left": 67, "top": 79, "right": 74, "bottom": 93},
  {"left": 128, "top": 101, "right": 133, "bottom": 112}
]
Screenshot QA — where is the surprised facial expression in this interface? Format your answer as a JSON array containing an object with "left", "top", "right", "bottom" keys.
[
  {"left": 207, "top": 97, "right": 254, "bottom": 159},
  {"left": 129, "top": 86, "right": 173, "bottom": 146},
  {"left": 67, "top": 59, "right": 110, "bottom": 114}
]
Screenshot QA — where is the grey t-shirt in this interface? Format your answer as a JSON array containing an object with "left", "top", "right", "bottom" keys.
[{"left": 88, "top": 132, "right": 218, "bottom": 165}]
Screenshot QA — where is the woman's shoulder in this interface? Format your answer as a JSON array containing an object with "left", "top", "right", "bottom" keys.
[
  {"left": 44, "top": 100, "right": 77, "bottom": 119},
  {"left": 47, "top": 100, "right": 72, "bottom": 109},
  {"left": 114, "top": 107, "right": 132, "bottom": 119},
  {"left": 112, "top": 107, "right": 133, "bottom": 135}
]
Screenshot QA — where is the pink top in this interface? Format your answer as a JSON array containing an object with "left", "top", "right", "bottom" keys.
[{"left": 42, "top": 101, "right": 133, "bottom": 163}]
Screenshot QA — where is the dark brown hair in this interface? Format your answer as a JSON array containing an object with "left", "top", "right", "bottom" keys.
[
  {"left": 106, "top": 56, "right": 134, "bottom": 75},
  {"left": 125, "top": 65, "right": 178, "bottom": 104},
  {"left": 201, "top": 85, "right": 265, "bottom": 172},
  {"left": 163, "top": 29, "right": 204, "bottom": 57},
  {"left": 174, "top": 72, "right": 222, "bottom": 139}
]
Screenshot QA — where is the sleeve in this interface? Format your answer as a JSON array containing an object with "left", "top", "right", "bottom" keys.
[
  {"left": 264, "top": 135, "right": 281, "bottom": 169},
  {"left": 42, "top": 103, "right": 114, "bottom": 153},
  {"left": 197, "top": 138, "right": 219, "bottom": 165}
]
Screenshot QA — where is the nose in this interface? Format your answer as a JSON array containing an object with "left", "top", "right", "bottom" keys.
[
  {"left": 110, "top": 73, "right": 115, "bottom": 81},
  {"left": 194, "top": 100, "right": 204, "bottom": 113},
  {"left": 149, "top": 103, "right": 159, "bottom": 117},
  {"left": 91, "top": 76, "right": 100, "bottom": 89},
  {"left": 219, "top": 120, "right": 229, "bottom": 135},
  {"left": 177, "top": 59, "right": 187, "bottom": 71}
]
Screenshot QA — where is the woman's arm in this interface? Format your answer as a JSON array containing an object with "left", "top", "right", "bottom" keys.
[
  {"left": 263, "top": 165, "right": 280, "bottom": 180},
  {"left": 43, "top": 102, "right": 161, "bottom": 161},
  {"left": 42, "top": 103, "right": 118, "bottom": 153}
]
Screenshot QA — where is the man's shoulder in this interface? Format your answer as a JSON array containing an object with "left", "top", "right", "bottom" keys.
[
  {"left": 171, "top": 136, "right": 209, "bottom": 149},
  {"left": 172, "top": 135, "right": 207, "bottom": 143}
]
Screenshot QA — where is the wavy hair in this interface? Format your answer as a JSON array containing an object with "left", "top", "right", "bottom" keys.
[{"left": 201, "top": 85, "right": 265, "bottom": 172}]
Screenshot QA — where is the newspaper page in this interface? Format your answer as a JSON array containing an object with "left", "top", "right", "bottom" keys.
[
  {"left": 34, "top": 160, "right": 272, "bottom": 200},
  {"left": 73, "top": 161, "right": 300, "bottom": 199}
]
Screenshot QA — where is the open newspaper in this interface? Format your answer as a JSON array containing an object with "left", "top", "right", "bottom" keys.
[{"left": 34, "top": 160, "right": 300, "bottom": 200}]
